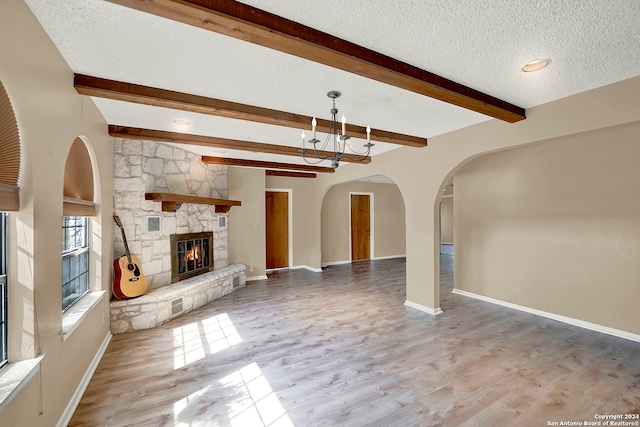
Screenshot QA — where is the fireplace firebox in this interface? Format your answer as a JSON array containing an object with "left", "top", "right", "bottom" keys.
[{"left": 170, "top": 232, "right": 214, "bottom": 283}]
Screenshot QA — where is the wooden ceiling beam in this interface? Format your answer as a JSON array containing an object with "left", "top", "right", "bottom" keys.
[
  {"left": 106, "top": 0, "right": 526, "bottom": 123},
  {"left": 76, "top": 74, "right": 426, "bottom": 148},
  {"left": 266, "top": 170, "right": 316, "bottom": 179},
  {"left": 108, "top": 125, "right": 370, "bottom": 164},
  {"left": 202, "top": 156, "right": 334, "bottom": 174}
]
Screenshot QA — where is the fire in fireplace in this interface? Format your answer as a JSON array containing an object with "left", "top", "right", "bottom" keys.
[{"left": 170, "top": 232, "right": 214, "bottom": 283}]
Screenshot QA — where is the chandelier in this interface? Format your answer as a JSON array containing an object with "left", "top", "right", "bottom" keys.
[{"left": 300, "top": 91, "right": 374, "bottom": 169}]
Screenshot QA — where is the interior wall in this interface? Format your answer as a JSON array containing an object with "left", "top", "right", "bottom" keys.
[
  {"left": 228, "top": 167, "right": 266, "bottom": 279},
  {"left": 454, "top": 121, "right": 640, "bottom": 335},
  {"left": 440, "top": 197, "right": 454, "bottom": 244},
  {"left": 321, "top": 181, "right": 405, "bottom": 263},
  {"left": 0, "top": 0, "right": 114, "bottom": 425},
  {"left": 265, "top": 175, "right": 322, "bottom": 270}
]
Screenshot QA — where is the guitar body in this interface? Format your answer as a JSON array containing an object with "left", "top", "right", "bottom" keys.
[
  {"left": 113, "top": 254, "right": 148, "bottom": 299},
  {"left": 112, "top": 215, "right": 148, "bottom": 299}
]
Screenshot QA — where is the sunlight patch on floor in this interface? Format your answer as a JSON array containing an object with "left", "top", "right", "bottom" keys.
[
  {"left": 173, "top": 384, "right": 213, "bottom": 427},
  {"left": 172, "top": 362, "right": 293, "bottom": 426},
  {"left": 173, "top": 313, "right": 242, "bottom": 369},
  {"left": 220, "top": 362, "right": 294, "bottom": 427}
]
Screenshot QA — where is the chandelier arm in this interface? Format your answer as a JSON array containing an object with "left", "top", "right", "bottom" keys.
[
  {"left": 308, "top": 133, "right": 333, "bottom": 158},
  {"left": 302, "top": 154, "right": 330, "bottom": 165},
  {"left": 344, "top": 140, "right": 372, "bottom": 155},
  {"left": 317, "top": 132, "right": 331, "bottom": 152},
  {"left": 301, "top": 149, "right": 332, "bottom": 165},
  {"left": 339, "top": 149, "right": 372, "bottom": 163}
]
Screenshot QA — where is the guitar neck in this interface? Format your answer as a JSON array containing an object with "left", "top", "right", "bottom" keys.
[{"left": 119, "top": 225, "right": 133, "bottom": 265}]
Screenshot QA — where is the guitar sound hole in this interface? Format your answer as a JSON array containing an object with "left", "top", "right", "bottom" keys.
[{"left": 127, "top": 264, "right": 135, "bottom": 271}]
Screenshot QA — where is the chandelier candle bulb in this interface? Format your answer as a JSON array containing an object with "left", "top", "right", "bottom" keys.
[
  {"left": 341, "top": 114, "right": 346, "bottom": 135},
  {"left": 366, "top": 125, "right": 371, "bottom": 142},
  {"left": 312, "top": 117, "right": 317, "bottom": 140},
  {"left": 301, "top": 131, "right": 305, "bottom": 148}
]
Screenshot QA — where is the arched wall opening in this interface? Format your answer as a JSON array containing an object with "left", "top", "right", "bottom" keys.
[
  {"left": 320, "top": 174, "right": 406, "bottom": 267},
  {"left": 446, "top": 121, "right": 640, "bottom": 337}
]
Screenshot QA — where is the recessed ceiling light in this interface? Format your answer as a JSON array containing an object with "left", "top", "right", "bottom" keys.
[
  {"left": 173, "top": 119, "right": 190, "bottom": 126},
  {"left": 522, "top": 58, "right": 551, "bottom": 72}
]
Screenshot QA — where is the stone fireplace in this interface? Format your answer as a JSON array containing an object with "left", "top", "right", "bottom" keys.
[
  {"left": 113, "top": 138, "right": 230, "bottom": 290},
  {"left": 110, "top": 138, "right": 246, "bottom": 334},
  {"left": 171, "top": 231, "right": 214, "bottom": 283}
]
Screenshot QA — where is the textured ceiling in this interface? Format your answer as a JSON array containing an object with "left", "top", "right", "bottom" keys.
[{"left": 24, "top": 0, "right": 640, "bottom": 169}]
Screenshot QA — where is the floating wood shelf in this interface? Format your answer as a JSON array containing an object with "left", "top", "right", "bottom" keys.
[{"left": 145, "top": 192, "right": 241, "bottom": 213}]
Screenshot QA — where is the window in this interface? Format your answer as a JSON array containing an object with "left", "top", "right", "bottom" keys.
[
  {"left": 1, "top": 212, "right": 8, "bottom": 367},
  {"left": 62, "top": 216, "right": 89, "bottom": 312}
]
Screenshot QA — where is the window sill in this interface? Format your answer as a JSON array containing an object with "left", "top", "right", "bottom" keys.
[
  {"left": 0, "top": 353, "right": 45, "bottom": 415},
  {"left": 61, "top": 290, "right": 106, "bottom": 342}
]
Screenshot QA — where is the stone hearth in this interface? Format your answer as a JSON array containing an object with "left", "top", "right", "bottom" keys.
[{"left": 110, "top": 263, "right": 246, "bottom": 334}]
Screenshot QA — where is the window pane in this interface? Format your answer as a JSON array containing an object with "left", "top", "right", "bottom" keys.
[
  {"left": 80, "top": 250, "right": 88, "bottom": 272},
  {"left": 62, "top": 216, "right": 90, "bottom": 312},
  {"left": 62, "top": 257, "right": 70, "bottom": 283}
]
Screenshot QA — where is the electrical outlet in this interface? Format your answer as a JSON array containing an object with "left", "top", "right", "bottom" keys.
[{"left": 249, "top": 264, "right": 254, "bottom": 272}]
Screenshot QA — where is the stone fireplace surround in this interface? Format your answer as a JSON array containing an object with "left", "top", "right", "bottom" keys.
[{"left": 111, "top": 139, "right": 246, "bottom": 334}]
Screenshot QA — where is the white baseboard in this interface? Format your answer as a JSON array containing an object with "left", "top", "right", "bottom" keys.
[
  {"left": 246, "top": 275, "right": 268, "bottom": 281},
  {"left": 371, "top": 254, "right": 406, "bottom": 261},
  {"left": 404, "top": 300, "right": 443, "bottom": 316},
  {"left": 451, "top": 289, "right": 640, "bottom": 343},
  {"left": 292, "top": 265, "right": 323, "bottom": 273},
  {"left": 324, "top": 260, "right": 351, "bottom": 266},
  {"left": 265, "top": 266, "right": 323, "bottom": 273},
  {"left": 57, "top": 332, "right": 112, "bottom": 427},
  {"left": 325, "top": 256, "right": 406, "bottom": 266}
]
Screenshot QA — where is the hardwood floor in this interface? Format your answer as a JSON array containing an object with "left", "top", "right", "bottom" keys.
[{"left": 69, "top": 256, "right": 640, "bottom": 426}]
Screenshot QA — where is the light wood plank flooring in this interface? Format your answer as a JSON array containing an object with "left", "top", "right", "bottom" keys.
[{"left": 70, "top": 256, "right": 640, "bottom": 426}]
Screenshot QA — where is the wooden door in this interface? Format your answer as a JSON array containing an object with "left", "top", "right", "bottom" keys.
[
  {"left": 351, "top": 194, "right": 370, "bottom": 261},
  {"left": 266, "top": 191, "right": 289, "bottom": 269}
]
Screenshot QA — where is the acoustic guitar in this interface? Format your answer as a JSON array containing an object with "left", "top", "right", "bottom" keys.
[{"left": 113, "top": 215, "right": 148, "bottom": 299}]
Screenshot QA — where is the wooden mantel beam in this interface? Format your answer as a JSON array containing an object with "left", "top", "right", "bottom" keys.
[
  {"left": 202, "top": 156, "right": 334, "bottom": 174},
  {"left": 145, "top": 192, "right": 241, "bottom": 213},
  {"left": 108, "top": 125, "right": 371, "bottom": 164},
  {"left": 76, "top": 75, "right": 426, "bottom": 148},
  {"left": 105, "top": 0, "right": 526, "bottom": 123}
]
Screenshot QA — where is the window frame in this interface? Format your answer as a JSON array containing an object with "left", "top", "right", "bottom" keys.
[
  {"left": 61, "top": 216, "right": 90, "bottom": 313},
  {"left": 1, "top": 212, "right": 8, "bottom": 368}
]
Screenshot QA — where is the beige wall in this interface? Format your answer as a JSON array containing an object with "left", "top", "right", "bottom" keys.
[
  {"left": 265, "top": 175, "right": 322, "bottom": 269},
  {"left": 454, "top": 121, "right": 640, "bottom": 335},
  {"left": 440, "top": 197, "right": 454, "bottom": 244},
  {"left": 0, "top": 1, "right": 114, "bottom": 425},
  {"left": 321, "top": 181, "right": 405, "bottom": 263},
  {"left": 228, "top": 167, "right": 266, "bottom": 279},
  {"left": 228, "top": 172, "right": 324, "bottom": 276}
]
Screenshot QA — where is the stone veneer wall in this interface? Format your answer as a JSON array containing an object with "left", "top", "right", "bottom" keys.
[{"left": 114, "top": 139, "right": 229, "bottom": 290}]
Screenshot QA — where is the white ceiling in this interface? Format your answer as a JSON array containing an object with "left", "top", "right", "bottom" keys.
[{"left": 24, "top": 0, "right": 640, "bottom": 170}]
